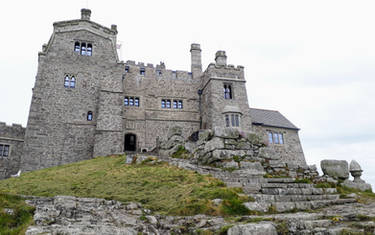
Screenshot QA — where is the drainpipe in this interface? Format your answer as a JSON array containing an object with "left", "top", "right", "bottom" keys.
[{"left": 198, "top": 89, "right": 203, "bottom": 129}]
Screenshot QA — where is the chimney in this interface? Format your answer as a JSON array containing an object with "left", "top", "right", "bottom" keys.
[
  {"left": 81, "top": 8, "right": 91, "bottom": 20},
  {"left": 190, "top": 43, "right": 202, "bottom": 78},
  {"left": 215, "top": 51, "right": 227, "bottom": 66}
]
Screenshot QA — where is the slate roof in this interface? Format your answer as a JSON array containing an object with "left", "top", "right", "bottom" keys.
[{"left": 249, "top": 108, "right": 299, "bottom": 130}]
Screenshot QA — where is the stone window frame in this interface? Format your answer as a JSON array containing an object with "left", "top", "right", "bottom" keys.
[
  {"left": 224, "top": 113, "right": 240, "bottom": 127},
  {"left": 223, "top": 83, "right": 233, "bottom": 100},
  {"left": 124, "top": 96, "right": 140, "bottom": 107},
  {"left": 64, "top": 74, "right": 77, "bottom": 89},
  {"left": 74, "top": 41, "right": 93, "bottom": 56},
  {"left": 0, "top": 143, "right": 11, "bottom": 157},
  {"left": 125, "top": 66, "right": 129, "bottom": 73},
  {"left": 140, "top": 68, "right": 145, "bottom": 76},
  {"left": 266, "top": 131, "right": 284, "bottom": 145},
  {"left": 162, "top": 99, "right": 183, "bottom": 109}
]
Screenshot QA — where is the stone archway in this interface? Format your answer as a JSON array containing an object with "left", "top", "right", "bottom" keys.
[{"left": 124, "top": 133, "right": 137, "bottom": 152}]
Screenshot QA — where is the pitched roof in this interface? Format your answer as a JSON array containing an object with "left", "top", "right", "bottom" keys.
[{"left": 249, "top": 108, "right": 299, "bottom": 130}]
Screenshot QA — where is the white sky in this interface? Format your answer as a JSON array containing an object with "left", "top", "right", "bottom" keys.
[{"left": 1, "top": 0, "right": 374, "bottom": 187}]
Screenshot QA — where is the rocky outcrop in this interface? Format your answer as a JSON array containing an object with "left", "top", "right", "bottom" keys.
[
  {"left": 24, "top": 195, "right": 375, "bottom": 235},
  {"left": 321, "top": 160, "right": 349, "bottom": 180},
  {"left": 159, "top": 127, "right": 318, "bottom": 179},
  {"left": 227, "top": 222, "right": 277, "bottom": 235},
  {"left": 342, "top": 160, "right": 372, "bottom": 192}
]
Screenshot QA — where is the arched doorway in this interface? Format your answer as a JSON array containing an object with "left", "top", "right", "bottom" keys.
[{"left": 124, "top": 133, "right": 137, "bottom": 151}]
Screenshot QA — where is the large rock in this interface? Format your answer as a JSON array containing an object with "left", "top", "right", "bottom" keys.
[
  {"left": 321, "top": 160, "right": 349, "bottom": 180},
  {"left": 167, "top": 126, "right": 183, "bottom": 139},
  {"left": 342, "top": 179, "right": 372, "bottom": 192},
  {"left": 213, "top": 127, "right": 240, "bottom": 139},
  {"left": 228, "top": 222, "right": 277, "bottom": 235},
  {"left": 349, "top": 160, "right": 362, "bottom": 171}
]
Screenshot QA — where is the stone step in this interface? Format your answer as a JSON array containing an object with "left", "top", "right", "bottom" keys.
[
  {"left": 249, "top": 194, "right": 339, "bottom": 202},
  {"left": 245, "top": 199, "right": 356, "bottom": 213},
  {"left": 261, "top": 183, "right": 314, "bottom": 188},
  {"left": 261, "top": 187, "right": 337, "bottom": 195},
  {"left": 265, "top": 178, "right": 296, "bottom": 183}
]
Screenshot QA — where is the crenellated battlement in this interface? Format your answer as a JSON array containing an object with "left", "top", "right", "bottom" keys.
[
  {"left": 0, "top": 122, "right": 25, "bottom": 140},
  {"left": 124, "top": 61, "right": 193, "bottom": 80}
]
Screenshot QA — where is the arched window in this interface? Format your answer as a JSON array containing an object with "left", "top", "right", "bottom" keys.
[
  {"left": 87, "top": 44, "right": 92, "bottom": 56},
  {"left": 64, "top": 75, "right": 70, "bottom": 88},
  {"left": 81, "top": 43, "right": 86, "bottom": 56},
  {"left": 70, "top": 76, "right": 76, "bottom": 88},
  {"left": 74, "top": 42, "right": 80, "bottom": 52},
  {"left": 87, "top": 111, "right": 93, "bottom": 121}
]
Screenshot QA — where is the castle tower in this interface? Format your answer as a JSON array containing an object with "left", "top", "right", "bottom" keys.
[
  {"left": 200, "top": 51, "right": 252, "bottom": 132},
  {"left": 22, "top": 9, "right": 124, "bottom": 171}
]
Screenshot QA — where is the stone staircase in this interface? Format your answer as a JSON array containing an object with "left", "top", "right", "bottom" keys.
[
  {"left": 244, "top": 177, "right": 356, "bottom": 213},
  {"left": 132, "top": 154, "right": 356, "bottom": 213}
]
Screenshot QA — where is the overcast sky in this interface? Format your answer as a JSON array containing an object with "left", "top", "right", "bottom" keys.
[{"left": 1, "top": 0, "right": 374, "bottom": 187}]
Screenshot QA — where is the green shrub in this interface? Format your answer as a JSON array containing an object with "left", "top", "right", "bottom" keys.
[{"left": 171, "top": 145, "right": 190, "bottom": 159}]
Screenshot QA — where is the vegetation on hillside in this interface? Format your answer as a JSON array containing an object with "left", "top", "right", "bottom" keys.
[
  {"left": 0, "top": 193, "right": 34, "bottom": 235},
  {"left": 0, "top": 155, "right": 253, "bottom": 216}
]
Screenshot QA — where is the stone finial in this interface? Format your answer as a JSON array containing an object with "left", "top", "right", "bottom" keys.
[
  {"left": 349, "top": 160, "right": 362, "bottom": 171},
  {"left": 215, "top": 51, "right": 227, "bottom": 66},
  {"left": 81, "top": 8, "right": 91, "bottom": 20}
]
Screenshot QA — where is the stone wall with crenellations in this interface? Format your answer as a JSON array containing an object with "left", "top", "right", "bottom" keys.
[{"left": 0, "top": 122, "right": 25, "bottom": 179}]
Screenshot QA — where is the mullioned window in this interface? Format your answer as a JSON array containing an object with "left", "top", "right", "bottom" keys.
[
  {"left": 64, "top": 75, "right": 76, "bottom": 88},
  {"left": 74, "top": 41, "right": 92, "bottom": 56}
]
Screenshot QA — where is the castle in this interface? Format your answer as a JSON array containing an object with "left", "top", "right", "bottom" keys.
[{"left": 0, "top": 9, "right": 306, "bottom": 179}]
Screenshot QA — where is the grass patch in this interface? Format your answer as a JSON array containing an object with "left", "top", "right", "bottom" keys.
[
  {"left": 315, "top": 182, "right": 336, "bottom": 188},
  {"left": 0, "top": 155, "right": 249, "bottom": 216},
  {"left": 0, "top": 193, "right": 35, "bottom": 235},
  {"left": 171, "top": 145, "right": 190, "bottom": 159}
]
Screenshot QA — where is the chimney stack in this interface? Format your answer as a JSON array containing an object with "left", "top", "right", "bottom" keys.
[
  {"left": 215, "top": 51, "right": 227, "bottom": 66},
  {"left": 81, "top": 8, "right": 91, "bottom": 20},
  {"left": 190, "top": 43, "right": 202, "bottom": 78}
]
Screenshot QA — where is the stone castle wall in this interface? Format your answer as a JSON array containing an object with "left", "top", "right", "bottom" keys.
[
  {"left": 0, "top": 122, "right": 25, "bottom": 179},
  {"left": 22, "top": 13, "right": 121, "bottom": 172}
]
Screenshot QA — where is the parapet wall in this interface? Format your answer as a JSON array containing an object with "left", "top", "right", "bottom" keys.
[{"left": 0, "top": 122, "right": 25, "bottom": 179}]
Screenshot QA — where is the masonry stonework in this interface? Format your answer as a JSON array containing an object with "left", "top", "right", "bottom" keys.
[{"left": 1, "top": 9, "right": 307, "bottom": 176}]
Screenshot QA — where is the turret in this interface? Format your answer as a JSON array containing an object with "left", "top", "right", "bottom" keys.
[{"left": 81, "top": 8, "right": 91, "bottom": 20}]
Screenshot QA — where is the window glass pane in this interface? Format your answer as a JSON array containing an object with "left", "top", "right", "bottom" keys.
[
  {"left": 87, "top": 112, "right": 93, "bottom": 121},
  {"left": 74, "top": 42, "right": 80, "bottom": 52},
  {"left": 87, "top": 44, "right": 92, "bottom": 56},
  {"left": 140, "top": 68, "right": 145, "bottom": 75},
  {"left": 124, "top": 97, "right": 129, "bottom": 106},
  {"left": 125, "top": 66, "right": 129, "bottom": 73},
  {"left": 161, "top": 100, "right": 165, "bottom": 108},
  {"left": 70, "top": 77, "right": 75, "bottom": 88},
  {"left": 135, "top": 98, "right": 139, "bottom": 107},
  {"left": 3, "top": 145, "right": 9, "bottom": 157},
  {"left": 81, "top": 43, "right": 86, "bottom": 55},
  {"left": 64, "top": 76, "right": 70, "bottom": 88},
  {"left": 273, "top": 133, "right": 279, "bottom": 144},
  {"left": 235, "top": 114, "right": 239, "bottom": 127},
  {"left": 267, "top": 132, "right": 273, "bottom": 144},
  {"left": 0, "top": 145, "right": 3, "bottom": 156},
  {"left": 166, "top": 100, "right": 171, "bottom": 108},
  {"left": 231, "top": 114, "right": 235, "bottom": 126},
  {"left": 228, "top": 85, "right": 232, "bottom": 99},
  {"left": 173, "top": 100, "right": 177, "bottom": 109},
  {"left": 178, "top": 100, "right": 183, "bottom": 109},
  {"left": 129, "top": 97, "right": 134, "bottom": 106},
  {"left": 279, "top": 133, "right": 284, "bottom": 144},
  {"left": 225, "top": 115, "right": 230, "bottom": 127}
]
